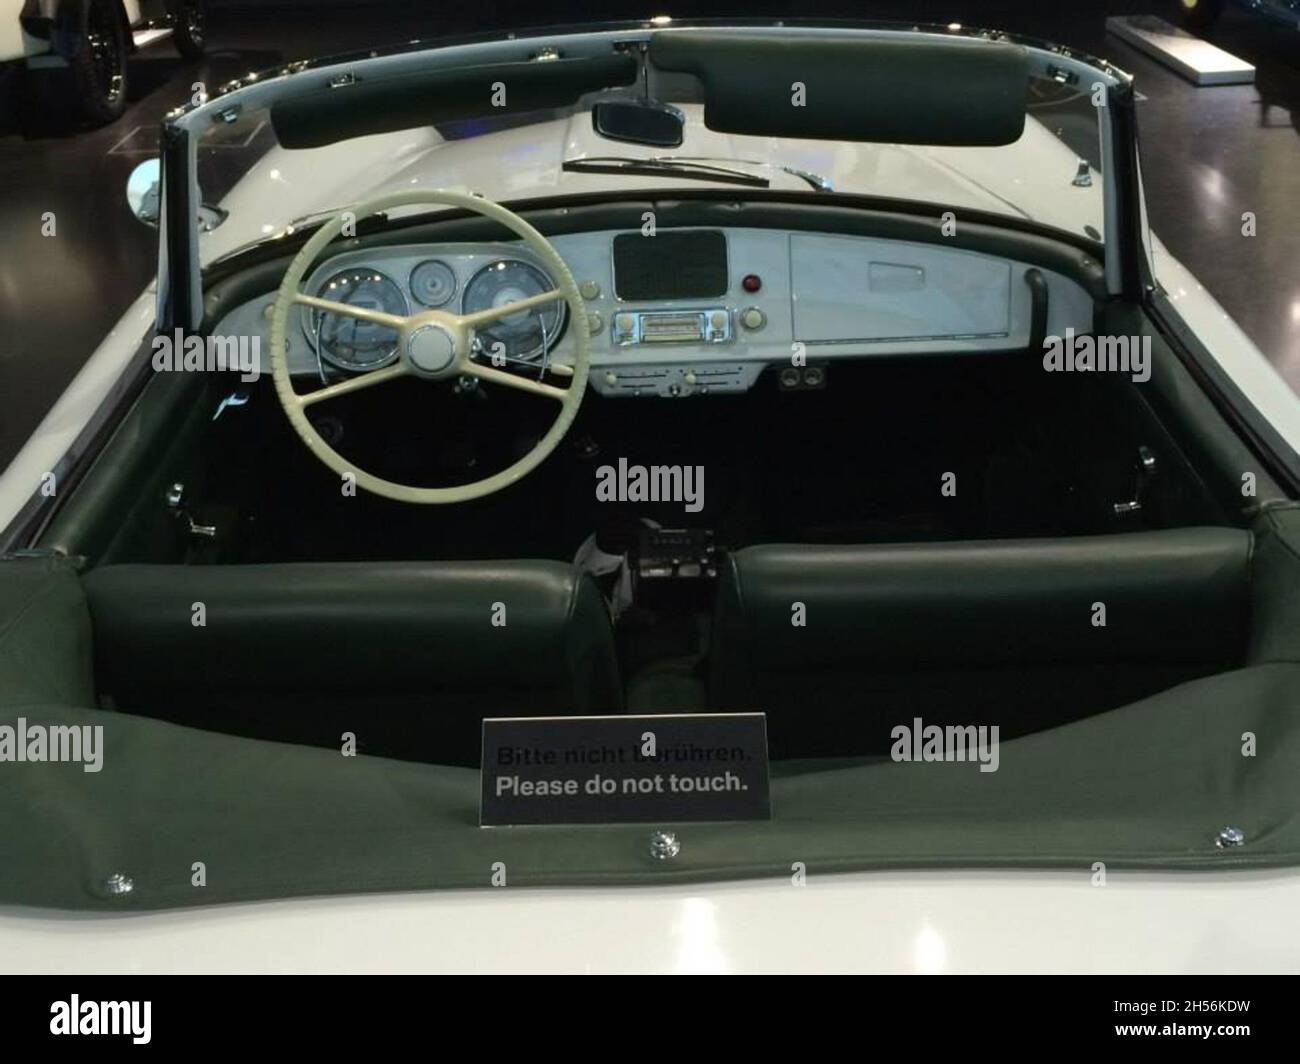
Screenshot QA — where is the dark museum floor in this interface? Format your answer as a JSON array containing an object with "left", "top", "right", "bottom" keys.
[{"left": 1, "top": 0, "right": 1297, "bottom": 472}]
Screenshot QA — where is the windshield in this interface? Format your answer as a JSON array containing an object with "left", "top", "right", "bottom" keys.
[{"left": 196, "top": 63, "right": 1105, "bottom": 267}]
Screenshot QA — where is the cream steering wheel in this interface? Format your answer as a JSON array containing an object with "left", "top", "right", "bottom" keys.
[{"left": 268, "top": 189, "right": 589, "bottom": 504}]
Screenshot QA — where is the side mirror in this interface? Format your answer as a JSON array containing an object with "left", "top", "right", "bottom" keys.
[
  {"left": 126, "top": 157, "right": 228, "bottom": 232},
  {"left": 126, "top": 159, "right": 161, "bottom": 228},
  {"left": 592, "top": 100, "right": 685, "bottom": 148}
]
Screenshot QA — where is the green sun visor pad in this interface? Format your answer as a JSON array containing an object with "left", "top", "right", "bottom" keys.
[
  {"left": 647, "top": 32, "right": 1029, "bottom": 145},
  {"left": 1, "top": 662, "right": 1299, "bottom": 910},
  {"left": 270, "top": 54, "right": 638, "bottom": 150}
]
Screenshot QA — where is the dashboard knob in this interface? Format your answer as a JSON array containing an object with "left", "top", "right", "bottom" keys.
[
  {"left": 709, "top": 310, "right": 728, "bottom": 331},
  {"left": 683, "top": 372, "right": 698, "bottom": 386},
  {"left": 740, "top": 307, "right": 766, "bottom": 331},
  {"left": 587, "top": 311, "right": 603, "bottom": 336},
  {"left": 615, "top": 313, "right": 635, "bottom": 333},
  {"left": 604, "top": 372, "right": 618, "bottom": 386},
  {"left": 579, "top": 280, "right": 601, "bottom": 301}
]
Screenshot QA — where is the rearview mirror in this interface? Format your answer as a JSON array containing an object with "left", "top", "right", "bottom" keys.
[{"left": 592, "top": 100, "right": 685, "bottom": 148}]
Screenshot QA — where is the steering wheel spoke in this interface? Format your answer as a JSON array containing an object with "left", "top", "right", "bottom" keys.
[
  {"left": 459, "top": 288, "right": 563, "bottom": 328},
  {"left": 294, "top": 291, "right": 409, "bottom": 330},
  {"left": 296, "top": 363, "right": 408, "bottom": 407},
  {"left": 464, "top": 360, "right": 568, "bottom": 400}
]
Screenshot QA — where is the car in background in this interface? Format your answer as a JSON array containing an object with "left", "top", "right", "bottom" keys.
[{"left": 0, "top": 0, "right": 205, "bottom": 127}]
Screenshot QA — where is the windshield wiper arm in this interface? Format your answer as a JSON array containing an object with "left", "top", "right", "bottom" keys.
[
  {"left": 283, "top": 204, "right": 393, "bottom": 230},
  {"left": 667, "top": 156, "right": 834, "bottom": 192},
  {"left": 561, "top": 156, "right": 770, "bottom": 188}
]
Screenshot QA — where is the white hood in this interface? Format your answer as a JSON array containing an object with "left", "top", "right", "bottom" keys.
[{"left": 201, "top": 103, "right": 1102, "bottom": 263}]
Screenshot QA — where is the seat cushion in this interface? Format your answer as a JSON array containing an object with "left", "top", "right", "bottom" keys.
[
  {"left": 712, "top": 528, "right": 1252, "bottom": 758},
  {"left": 83, "top": 561, "right": 621, "bottom": 764}
]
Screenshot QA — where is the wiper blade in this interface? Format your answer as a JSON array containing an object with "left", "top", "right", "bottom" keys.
[{"left": 561, "top": 156, "right": 770, "bottom": 188}]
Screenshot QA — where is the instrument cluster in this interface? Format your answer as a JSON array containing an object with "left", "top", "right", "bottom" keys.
[{"left": 302, "top": 251, "right": 567, "bottom": 373}]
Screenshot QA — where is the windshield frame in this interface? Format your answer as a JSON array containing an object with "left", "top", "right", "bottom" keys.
[{"left": 155, "top": 17, "right": 1140, "bottom": 333}]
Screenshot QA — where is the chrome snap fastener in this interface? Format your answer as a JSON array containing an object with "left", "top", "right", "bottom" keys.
[
  {"left": 103, "top": 872, "right": 134, "bottom": 896},
  {"left": 1216, "top": 826, "right": 1246, "bottom": 849},
  {"left": 649, "top": 830, "right": 680, "bottom": 861}
]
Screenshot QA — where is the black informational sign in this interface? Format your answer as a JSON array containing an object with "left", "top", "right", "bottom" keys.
[{"left": 480, "top": 713, "right": 770, "bottom": 826}]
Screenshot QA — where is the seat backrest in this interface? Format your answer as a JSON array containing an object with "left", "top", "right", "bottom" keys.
[
  {"left": 712, "top": 528, "right": 1252, "bottom": 759},
  {"left": 83, "top": 561, "right": 621, "bottom": 765}
]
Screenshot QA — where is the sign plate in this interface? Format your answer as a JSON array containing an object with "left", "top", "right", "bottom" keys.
[{"left": 480, "top": 713, "right": 770, "bottom": 826}]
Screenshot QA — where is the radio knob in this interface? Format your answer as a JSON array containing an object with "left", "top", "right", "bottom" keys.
[
  {"left": 579, "top": 280, "right": 601, "bottom": 301},
  {"left": 709, "top": 310, "right": 728, "bottom": 331},
  {"left": 615, "top": 313, "right": 635, "bottom": 333},
  {"left": 740, "top": 307, "right": 766, "bottom": 331}
]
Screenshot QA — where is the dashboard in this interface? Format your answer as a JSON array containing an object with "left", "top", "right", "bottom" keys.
[{"left": 212, "top": 226, "right": 1095, "bottom": 398}]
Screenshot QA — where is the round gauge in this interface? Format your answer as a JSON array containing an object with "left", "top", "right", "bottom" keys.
[
  {"left": 307, "top": 267, "right": 407, "bottom": 371},
  {"left": 461, "top": 259, "right": 566, "bottom": 364},
  {"left": 409, "top": 259, "right": 457, "bottom": 308}
]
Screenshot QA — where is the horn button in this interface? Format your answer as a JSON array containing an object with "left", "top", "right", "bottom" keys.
[{"left": 406, "top": 322, "right": 458, "bottom": 376}]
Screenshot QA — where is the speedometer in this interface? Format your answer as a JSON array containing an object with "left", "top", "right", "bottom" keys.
[
  {"left": 461, "top": 259, "right": 566, "bottom": 364},
  {"left": 308, "top": 267, "right": 407, "bottom": 371}
]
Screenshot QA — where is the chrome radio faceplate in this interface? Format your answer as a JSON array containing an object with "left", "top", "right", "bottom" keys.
[{"left": 610, "top": 308, "right": 733, "bottom": 346}]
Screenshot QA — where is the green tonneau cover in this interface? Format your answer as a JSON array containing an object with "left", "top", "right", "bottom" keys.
[
  {"left": 0, "top": 663, "right": 1297, "bottom": 910},
  {"left": 3, "top": 503, "right": 1300, "bottom": 910}
]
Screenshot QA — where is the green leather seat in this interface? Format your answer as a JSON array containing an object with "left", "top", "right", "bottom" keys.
[
  {"left": 83, "top": 561, "right": 622, "bottom": 765},
  {"left": 712, "top": 528, "right": 1252, "bottom": 759}
]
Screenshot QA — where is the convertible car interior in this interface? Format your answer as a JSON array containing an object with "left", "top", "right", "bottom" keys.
[
  {"left": 22, "top": 188, "right": 1297, "bottom": 767},
  {"left": 4, "top": 24, "right": 1300, "bottom": 906}
]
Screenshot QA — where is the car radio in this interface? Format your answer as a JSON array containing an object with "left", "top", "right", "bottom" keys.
[
  {"left": 632, "top": 528, "right": 718, "bottom": 608},
  {"left": 611, "top": 308, "right": 733, "bottom": 346}
]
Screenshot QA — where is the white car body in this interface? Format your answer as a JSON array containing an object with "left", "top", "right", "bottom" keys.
[
  {"left": 4, "top": 869, "right": 1300, "bottom": 974},
  {"left": 2, "top": 22, "right": 1299, "bottom": 973}
]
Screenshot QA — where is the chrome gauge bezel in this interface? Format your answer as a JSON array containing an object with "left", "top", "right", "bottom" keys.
[
  {"left": 461, "top": 258, "right": 568, "bottom": 364},
  {"left": 409, "top": 258, "right": 458, "bottom": 308},
  {"left": 299, "top": 266, "right": 408, "bottom": 372}
]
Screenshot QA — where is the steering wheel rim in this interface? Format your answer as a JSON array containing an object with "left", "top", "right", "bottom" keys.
[{"left": 268, "top": 189, "right": 590, "bottom": 504}]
